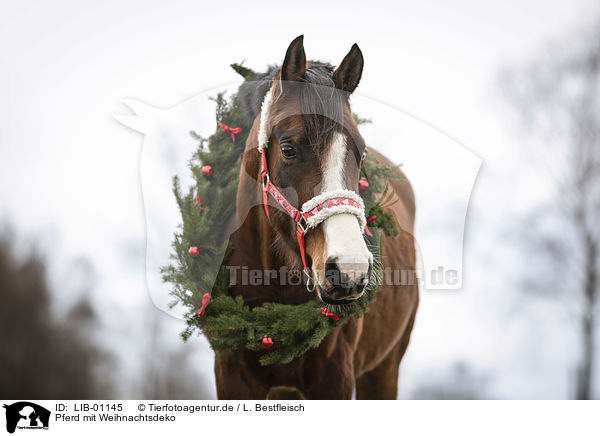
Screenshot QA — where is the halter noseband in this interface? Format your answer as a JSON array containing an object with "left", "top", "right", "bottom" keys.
[{"left": 257, "top": 90, "right": 366, "bottom": 291}]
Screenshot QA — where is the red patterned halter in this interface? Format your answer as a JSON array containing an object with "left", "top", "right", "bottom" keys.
[
  {"left": 256, "top": 90, "right": 366, "bottom": 291},
  {"left": 259, "top": 148, "right": 366, "bottom": 290}
]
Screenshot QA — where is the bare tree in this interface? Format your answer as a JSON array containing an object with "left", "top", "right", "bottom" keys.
[
  {"left": 0, "top": 228, "right": 113, "bottom": 399},
  {"left": 501, "top": 19, "right": 600, "bottom": 399}
]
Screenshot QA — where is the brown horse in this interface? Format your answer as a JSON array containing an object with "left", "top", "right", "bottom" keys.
[{"left": 217, "top": 35, "right": 418, "bottom": 399}]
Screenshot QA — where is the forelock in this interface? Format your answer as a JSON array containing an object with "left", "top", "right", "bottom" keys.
[{"left": 271, "top": 62, "right": 346, "bottom": 154}]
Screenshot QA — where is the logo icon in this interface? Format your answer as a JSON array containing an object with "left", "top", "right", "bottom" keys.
[{"left": 3, "top": 402, "right": 50, "bottom": 434}]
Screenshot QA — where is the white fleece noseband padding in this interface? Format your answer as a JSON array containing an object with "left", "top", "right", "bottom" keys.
[{"left": 301, "top": 189, "right": 366, "bottom": 230}]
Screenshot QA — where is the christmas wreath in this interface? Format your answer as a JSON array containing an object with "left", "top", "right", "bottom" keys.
[{"left": 162, "top": 76, "right": 399, "bottom": 366}]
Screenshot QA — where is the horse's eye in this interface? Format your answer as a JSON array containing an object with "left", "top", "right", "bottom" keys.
[{"left": 280, "top": 144, "right": 297, "bottom": 159}]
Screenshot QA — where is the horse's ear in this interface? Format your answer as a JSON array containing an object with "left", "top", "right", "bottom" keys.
[
  {"left": 333, "top": 43, "right": 364, "bottom": 94},
  {"left": 280, "top": 35, "right": 306, "bottom": 82}
]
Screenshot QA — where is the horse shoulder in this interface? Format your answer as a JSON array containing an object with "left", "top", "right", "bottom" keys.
[{"left": 353, "top": 147, "right": 419, "bottom": 376}]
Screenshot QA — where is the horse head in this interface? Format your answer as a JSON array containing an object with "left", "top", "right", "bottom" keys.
[{"left": 240, "top": 35, "right": 373, "bottom": 305}]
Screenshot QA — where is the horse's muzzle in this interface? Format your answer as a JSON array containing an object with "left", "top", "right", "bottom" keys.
[{"left": 319, "top": 257, "right": 372, "bottom": 304}]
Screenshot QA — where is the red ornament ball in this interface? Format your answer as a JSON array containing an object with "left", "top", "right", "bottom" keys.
[
  {"left": 261, "top": 337, "right": 274, "bottom": 349},
  {"left": 188, "top": 246, "right": 200, "bottom": 258},
  {"left": 358, "top": 179, "right": 369, "bottom": 191},
  {"left": 202, "top": 165, "right": 213, "bottom": 177}
]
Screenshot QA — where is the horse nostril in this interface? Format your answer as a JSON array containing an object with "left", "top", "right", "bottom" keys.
[
  {"left": 325, "top": 256, "right": 342, "bottom": 287},
  {"left": 355, "top": 273, "right": 369, "bottom": 294},
  {"left": 350, "top": 262, "right": 372, "bottom": 295}
]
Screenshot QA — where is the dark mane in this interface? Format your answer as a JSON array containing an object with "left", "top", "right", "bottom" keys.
[
  {"left": 237, "top": 63, "right": 279, "bottom": 130},
  {"left": 238, "top": 61, "right": 345, "bottom": 148}
]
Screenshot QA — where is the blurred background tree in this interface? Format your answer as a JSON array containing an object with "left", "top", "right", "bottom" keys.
[
  {"left": 0, "top": 228, "right": 112, "bottom": 398},
  {"left": 0, "top": 224, "right": 212, "bottom": 399},
  {"left": 502, "top": 18, "right": 600, "bottom": 399}
]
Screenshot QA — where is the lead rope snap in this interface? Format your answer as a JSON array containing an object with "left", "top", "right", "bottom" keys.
[{"left": 304, "top": 270, "right": 316, "bottom": 293}]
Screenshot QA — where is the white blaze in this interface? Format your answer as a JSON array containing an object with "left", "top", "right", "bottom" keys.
[{"left": 320, "top": 133, "right": 372, "bottom": 281}]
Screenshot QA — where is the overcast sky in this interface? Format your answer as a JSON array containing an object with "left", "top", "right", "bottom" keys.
[{"left": 1, "top": 0, "right": 598, "bottom": 399}]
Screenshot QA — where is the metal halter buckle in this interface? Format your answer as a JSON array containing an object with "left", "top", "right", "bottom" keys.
[{"left": 261, "top": 171, "right": 270, "bottom": 190}]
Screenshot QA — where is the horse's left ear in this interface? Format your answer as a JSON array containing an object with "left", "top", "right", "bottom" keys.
[
  {"left": 333, "top": 43, "right": 364, "bottom": 94},
  {"left": 281, "top": 35, "right": 306, "bottom": 82}
]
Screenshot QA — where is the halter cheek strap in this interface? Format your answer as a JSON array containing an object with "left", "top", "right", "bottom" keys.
[{"left": 257, "top": 90, "right": 367, "bottom": 288}]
